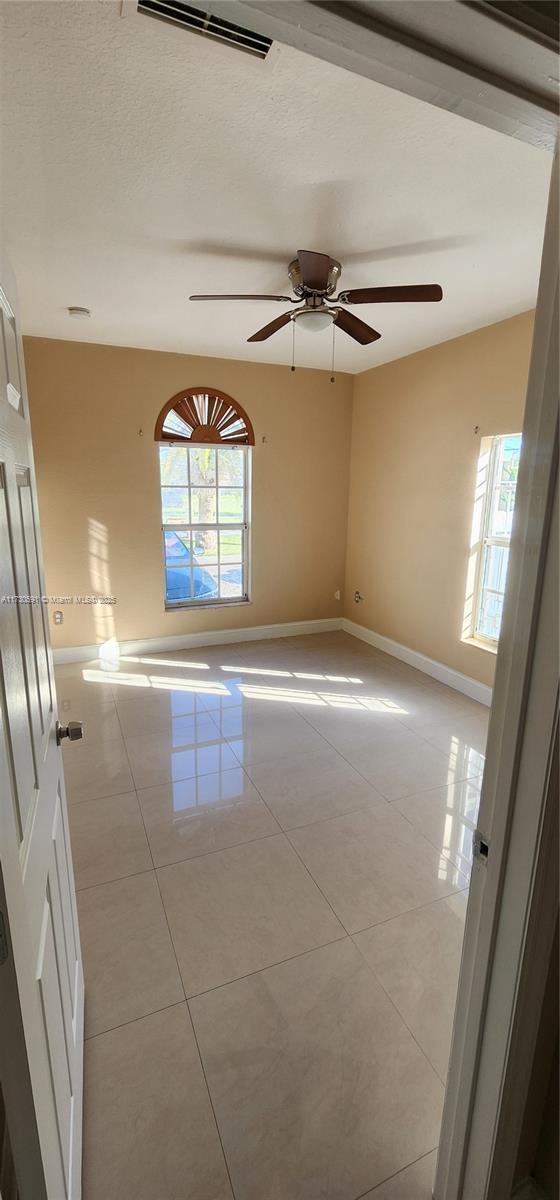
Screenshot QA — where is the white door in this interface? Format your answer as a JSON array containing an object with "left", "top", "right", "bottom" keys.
[{"left": 0, "top": 259, "right": 84, "bottom": 1199}]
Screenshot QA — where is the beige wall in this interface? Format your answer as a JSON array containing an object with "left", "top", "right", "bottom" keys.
[
  {"left": 344, "top": 312, "right": 534, "bottom": 687},
  {"left": 24, "top": 337, "right": 353, "bottom": 650},
  {"left": 25, "top": 314, "right": 533, "bottom": 681}
]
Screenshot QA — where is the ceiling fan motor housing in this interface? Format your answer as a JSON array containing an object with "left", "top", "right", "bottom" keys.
[{"left": 288, "top": 256, "right": 341, "bottom": 299}]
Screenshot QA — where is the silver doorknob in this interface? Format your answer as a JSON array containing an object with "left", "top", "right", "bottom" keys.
[{"left": 56, "top": 720, "right": 83, "bottom": 745}]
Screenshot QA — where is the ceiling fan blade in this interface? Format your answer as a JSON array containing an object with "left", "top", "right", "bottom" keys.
[
  {"left": 337, "top": 284, "right": 443, "bottom": 304},
  {"left": 334, "top": 309, "right": 381, "bottom": 345},
  {"left": 247, "top": 312, "right": 292, "bottom": 342},
  {"left": 297, "top": 250, "right": 331, "bottom": 292},
  {"left": 190, "top": 293, "right": 293, "bottom": 302}
]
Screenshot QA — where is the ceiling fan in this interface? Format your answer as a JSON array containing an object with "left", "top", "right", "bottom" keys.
[{"left": 189, "top": 249, "right": 443, "bottom": 345}]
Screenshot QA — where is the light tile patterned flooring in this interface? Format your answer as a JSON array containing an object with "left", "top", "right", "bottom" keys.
[{"left": 58, "top": 631, "right": 489, "bottom": 1200}]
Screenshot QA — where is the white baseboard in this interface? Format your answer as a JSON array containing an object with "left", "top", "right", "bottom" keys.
[
  {"left": 53, "top": 614, "right": 493, "bottom": 707},
  {"left": 342, "top": 618, "right": 493, "bottom": 706},
  {"left": 52, "top": 617, "right": 343, "bottom": 665}
]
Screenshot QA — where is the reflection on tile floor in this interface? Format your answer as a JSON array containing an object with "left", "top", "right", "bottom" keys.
[{"left": 58, "top": 631, "right": 488, "bottom": 1200}]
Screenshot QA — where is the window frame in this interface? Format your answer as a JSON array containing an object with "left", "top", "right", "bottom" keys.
[
  {"left": 157, "top": 441, "right": 252, "bottom": 612},
  {"left": 471, "top": 432, "right": 521, "bottom": 646}
]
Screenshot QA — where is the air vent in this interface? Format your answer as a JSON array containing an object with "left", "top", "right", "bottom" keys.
[{"left": 137, "top": 0, "right": 273, "bottom": 58}]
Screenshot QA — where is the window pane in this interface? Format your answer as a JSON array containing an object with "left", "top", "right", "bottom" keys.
[
  {"left": 217, "top": 446, "right": 244, "bottom": 487},
  {"left": 219, "top": 529, "right": 242, "bottom": 563},
  {"left": 488, "top": 434, "right": 521, "bottom": 539},
  {"left": 164, "top": 533, "right": 192, "bottom": 603},
  {"left": 163, "top": 411, "right": 193, "bottom": 439},
  {"left": 193, "top": 562, "right": 219, "bottom": 601},
  {"left": 219, "top": 488, "right": 243, "bottom": 523},
  {"left": 220, "top": 565, "right": 243, "bottom": 598},
  {"left": 477, "top": 544, "right": 510, "bottom": 639},
  {"left": 190, "top": 487, "right": 217, "bottom": 523},
  {"left": 190, "top": 447, "right": 217, "bottom": 486},
  {"left": 159, "top": 440, "right": 250, "bottom": 608},
  {"left": 164, "top": 530, "right": 191, "bottom": 562},
  {"left": 159, "top": 445, "right": 189, "bottom": 485},
  {"left": 193, "top": 530, "right": 218, "bottom": 565},
  {"left": 165, "top": 568, "right": 194, "bottom": 604},
  {"left": 161, "top": 487, "right": 190, "bottom": 523},
  {"left": 482, "top": 542, "right": 510, "bottom": 594}
]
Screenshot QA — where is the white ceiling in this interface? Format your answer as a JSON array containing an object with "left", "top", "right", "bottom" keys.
[{"left": 0, "top": 1, "right": 552, "bottom": 373}]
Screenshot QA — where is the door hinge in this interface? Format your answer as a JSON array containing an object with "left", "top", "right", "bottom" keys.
[
  {"left": 473, "top": 829, "right": 490, "bottom": 863},
  {"left": 0, "top": 911, "right": 8, "bottom": 965}
]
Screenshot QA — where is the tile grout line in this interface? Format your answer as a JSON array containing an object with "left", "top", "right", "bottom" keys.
[
  {"left": 351, "top": 1146, "right": 440, "bottom": 1199},
  {"left": 150, "top": 838, "right": 239, "bottom": 1199},
  {"left": 296, "top": 702, "right": 484, "bottom": 801},
  {"left": 236, "top": 669, "right": 473, "bottom": 938},
  {"left": 282, "top": 800, "right": 470, "bottom": 902},
  {"left": 69, "top": 677, "right": 473, "bottom": 897},
  {"left": 390, "top": 796, "right": 474, "bottom": 878},
  {"left": 119, "top": 690, "right": 240, "bottom": 1200},
  {"left": 72, "top": 766, "right": 470, "bottom": 881},
  {"left": 184, "top": 995, "right": 239, "bottom": 1200},
  {"left": 274, "top": 713, "right": 477, "bottom": 887},
  {"left": 75, "top": 864, "right": 156, "bottom": 895},
  {"left": 350, "top": 929, "right": 450, "bottom": 1088},
  {"left": 115, "top": 668, "right": 361, "bottom": 1018},
  {"left": 84, "top": 1000, "right": 185, "bottom": 1042},
  {"left": 185, "top": 932, "right": 349, "bottom": 1002},
  {"left": 150, "top": 828, "right": 283, "bottom": 870},
  {"left": 112, "top": 646, "right": 472, "bottom": 924},
  {"left": 244, "top": 764, "right": 354, "bottom": 938},
  {"left": 348, "top": 886, "right": 470, "bottom": 938}
]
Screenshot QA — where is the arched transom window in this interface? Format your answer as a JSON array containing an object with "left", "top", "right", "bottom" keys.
[
  {"left": 155, "top": 388, "right": 253, "bottom": 609},
  {"left": 155, "top": 387, "right": 255, "bottom": 446}
]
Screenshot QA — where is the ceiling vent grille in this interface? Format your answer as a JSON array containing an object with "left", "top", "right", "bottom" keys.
[{"left": 137, "top": 0, "right": 273, "bottom": 58}]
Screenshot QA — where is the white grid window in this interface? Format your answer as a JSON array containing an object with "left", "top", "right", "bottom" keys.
[
  {"left": 472, "top": 433, "right": 522, "bottom": 642},
  {"left": 159, "top": 443, "right": 250, "bottom": 608}
]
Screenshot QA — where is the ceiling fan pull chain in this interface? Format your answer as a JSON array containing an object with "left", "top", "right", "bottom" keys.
[
  {"left": 291, "top": 318, "right": 296, "bottom": 373},
  {"left": 330, "top": 321, "right": 336, "bottom": 383}
]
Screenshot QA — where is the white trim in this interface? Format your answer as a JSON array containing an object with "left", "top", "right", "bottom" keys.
[
  {"left": 342, "top": 618, "right": 493, "bottom": 706},
  {"left": 52, "top": 617, "right": 343, "bottom": 664},
  {"left": 53, "top": 615, "right": 494, "bottom": 707}
]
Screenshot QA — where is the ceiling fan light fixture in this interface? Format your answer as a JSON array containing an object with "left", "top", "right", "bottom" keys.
[{"left": 293, "top": 307, "right": 336, "bottom": 334}]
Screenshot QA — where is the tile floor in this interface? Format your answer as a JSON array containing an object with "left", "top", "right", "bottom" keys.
[{"left": 58, "top": 631, "right": 489, "bottom": 1200}]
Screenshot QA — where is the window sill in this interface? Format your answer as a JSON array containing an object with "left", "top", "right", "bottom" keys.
[
  {"left": 165, "top": 598, "right": 252, "bottom": 613},
  {"left": 462, "top": 635, "right": 498, "bottom": 656}
]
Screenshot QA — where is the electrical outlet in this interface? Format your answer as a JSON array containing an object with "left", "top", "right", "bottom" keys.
[
  {"left": 54, "top": 610, "right": 63, "bottom": 625},
  {"left": 354, "top": 590, "right": 363, "bottom": 603},
  {"left": 334, "top": 589, "right": 341, "bottom": 601}
]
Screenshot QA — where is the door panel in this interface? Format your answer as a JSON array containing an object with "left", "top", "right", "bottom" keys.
[
  {"left": 16, "top": 467, "right": 52, "bottom": 729},
  {"left": 0, "top": 462, "right": 37, "bottom": 837},
  {"left": 50, "top": 794, "right": 80, "bottom": 1026},
  {"left": 37, "top": 903, "right": 73, "bottom": 1194}
]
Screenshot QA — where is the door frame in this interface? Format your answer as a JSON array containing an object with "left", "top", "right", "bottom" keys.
[
  {"left": 434, "top": 157, "right": 558, "bottom": 1198},
  {"left": 200, "top": 0, "right": 558, "bottom": 150}
]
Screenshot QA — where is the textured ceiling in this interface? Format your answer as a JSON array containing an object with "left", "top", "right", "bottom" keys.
[{"left": 0, "top": 1, "right": 552, "bottom": 373}]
